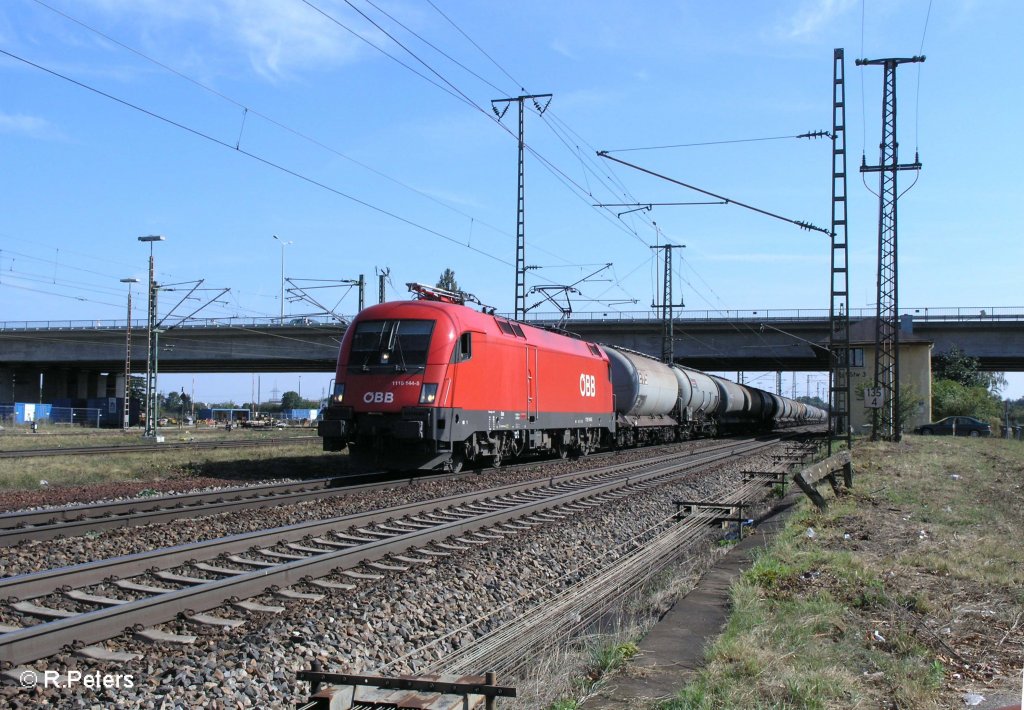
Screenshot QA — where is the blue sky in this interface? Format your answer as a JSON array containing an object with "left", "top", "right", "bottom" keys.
[{"left": 1, "top": 0, "right": 1021, "bottom": 404}]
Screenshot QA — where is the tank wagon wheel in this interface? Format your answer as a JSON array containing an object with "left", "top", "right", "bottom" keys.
[{"left": 491, "top": 451, "right": 502, "bottom": 469}]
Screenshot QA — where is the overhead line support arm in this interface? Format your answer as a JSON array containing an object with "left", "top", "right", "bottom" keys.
[{"left": 596, "top": 152, "right": 831, "bottom": 236}]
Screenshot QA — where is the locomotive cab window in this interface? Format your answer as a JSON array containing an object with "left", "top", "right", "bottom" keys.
[
  {"left": 454, "top": 332, "right": 472, "bottom": 362},
  {"left": 349, "top": 319, "right": 434, "bottom": 373}
]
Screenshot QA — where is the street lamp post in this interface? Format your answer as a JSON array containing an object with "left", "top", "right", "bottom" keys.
[
  {"left": 272, "top": 235, "right": 293, "bottom": 324},
  {"left": 120, "top": 277, "right": 139, "bottom": 431},
  {"left": 138, "top": 235, "right": 165, "bottom": 439}
]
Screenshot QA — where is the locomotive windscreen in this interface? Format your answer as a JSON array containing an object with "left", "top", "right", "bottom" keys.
[{"left": 348, "top": 319, "right": 434, "bottom": 373}]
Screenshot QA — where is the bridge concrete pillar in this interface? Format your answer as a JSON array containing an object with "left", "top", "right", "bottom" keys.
[
  {"left": 74, "top": 371, "right": 98, "bottom": 400},
  {"left": 89, "top": 370, "right": 108, "bottom": 399},
  {"left": 112, "top": 373, "right": 126, "bottom": 399}
]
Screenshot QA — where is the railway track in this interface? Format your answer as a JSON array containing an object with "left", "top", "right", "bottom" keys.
[
  {"left": 0, "top": 436, "right": 780, "bottom": 669},
  {"left": 0, "top": 469, "right": 469, "bottom": 545},
  {"left": 0, "top": 436, "right": 753, "bottom": 545},
  {"left": 0, "top": 435, "right": 319, "bottom": 459}
]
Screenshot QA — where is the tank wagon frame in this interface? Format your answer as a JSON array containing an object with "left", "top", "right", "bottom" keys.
[{"left": 318, "top": 285, "right": 826, "bottom": 470}]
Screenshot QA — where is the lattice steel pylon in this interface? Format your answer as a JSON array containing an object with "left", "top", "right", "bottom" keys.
[
  {"left": 492, "top": 93, "right": 552, "bottom": 321},
  {"left": 650, "top": 244, "right": 686, "bottom": 363},
  {"left": 828, "top": 49, "right": 852, "bottom": 456},
  {"left": 857, "top": 54, "right": 924, "bottom": 442}
]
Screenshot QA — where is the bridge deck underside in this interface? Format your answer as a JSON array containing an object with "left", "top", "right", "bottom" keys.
[{"left": 1, "top": 319, "right": 1022, "bottom": 374}]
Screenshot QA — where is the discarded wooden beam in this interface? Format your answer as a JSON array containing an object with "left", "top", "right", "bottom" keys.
[{"left": 792, "top": 451, "right": 852, "bottom": 511}]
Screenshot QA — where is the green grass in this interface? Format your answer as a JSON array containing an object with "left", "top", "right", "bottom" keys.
[
  {"left": 0, "top": 424, "right": 314, "bottom": 451},
  {"left": 657, "top": 437, "right": 1024, "bottom": 709},
  {"left": 0, "top": 435, "right": 343, "bottom": 491}
]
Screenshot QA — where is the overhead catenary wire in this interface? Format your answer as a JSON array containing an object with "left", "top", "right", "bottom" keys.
[
  {"left": 0, "top": 48, "right": 514, "bottom": 270},
  {"left": 313, "top": 0, "right": 656, "bottom": 249},
  {"left": 27, "top": 0, "right": 517, "bottom": 246},
  {"left": 603, "top": 132, "right": 829, "bottom": 153},
  {"left": 18, "top": 0, "right": 832, "bottom": 325},
  {"left": 425, "top": 0, "right": 524, "bottom": 91},
  {"left": 25, "top": 0, "right": 650, "bottom": 306},
  {"left": 914, "top": 0, "right": 933, "bottom": 152},
  {"left": 597, "top": 151, "right": 832, "bottom": 236},
  {"left": 305, "top": 0, "right": 602, "bottom": 217}
]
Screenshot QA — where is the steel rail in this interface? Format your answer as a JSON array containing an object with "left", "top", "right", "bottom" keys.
[
  {"left": 428, "top": 477, "right": 775, "bottom": 678},
  {"left": 0, "top": 438, "right": 742, "bottom": 544},
  {"left": 0, "top": 435, "right": 319, "bottom": 459},
  {"left": 0, "top": 469, "right": 460, "bottom": 545},
  {"left": 0, "top": 442, "right": 742, "bottom": 601},
  {"left": 0, "top": 438, "right": 776, "bottom": 667}
]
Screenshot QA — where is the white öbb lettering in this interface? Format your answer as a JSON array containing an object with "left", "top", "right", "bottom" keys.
[
  {"left": 363, "top": 391, "right": 394, "bottom": 404},
  {"left": 579, "top": 374, "right": 597, "bottom": 398}
]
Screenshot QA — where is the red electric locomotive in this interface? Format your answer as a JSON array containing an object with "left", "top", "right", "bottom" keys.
[{"left": 317, "top": 284, "right": 614, "bottom": 470}]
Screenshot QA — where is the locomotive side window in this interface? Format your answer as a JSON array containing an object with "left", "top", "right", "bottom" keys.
[
  {"left": 348, "top": 319, "right": 434, "bottom": 373},
  {"left": 456, "top": 332, "right": 472, "bottom": 361}
]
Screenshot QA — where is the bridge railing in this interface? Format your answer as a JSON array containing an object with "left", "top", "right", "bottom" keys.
[
  {"left": 0, "top": 317, "right": 347, "bottom": 331},
  {"left": 516, "top": 306, "right": 1024, "bottom": 324},
  {"left": 0, "top": 307, "right": 1022, "bottom": 331}
]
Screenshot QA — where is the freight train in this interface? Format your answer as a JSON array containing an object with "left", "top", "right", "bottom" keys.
[{"left": 317, "top": 284, "right": 827, "bottom": 470}]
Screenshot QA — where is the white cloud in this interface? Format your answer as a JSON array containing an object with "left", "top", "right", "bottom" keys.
[
  {"left": 549, "top": 39, "right": 576, "bottom": 60},
  {"left": 0, "top": 113, "right": 63, "bottom": 140},
  {"left": 773, "top": 0, "right": 856, "bottom": 41},
  {"left": 80, "top": 0, "right": 370, "bottom": 80}
]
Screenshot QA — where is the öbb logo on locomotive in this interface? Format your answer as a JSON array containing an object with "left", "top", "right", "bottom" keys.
[
  {"left": 579, "top": 373, "right": 597, "bottom": 398},
  {"left": 362, "top": 391, "right": 395, "bottom": 404}
]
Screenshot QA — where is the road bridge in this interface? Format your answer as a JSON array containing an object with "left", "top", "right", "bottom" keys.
[{"left": 1, "top": 307, "right": 1022, "bottom": 402}]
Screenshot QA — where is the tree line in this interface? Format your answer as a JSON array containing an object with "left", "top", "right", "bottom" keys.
[{"left": 931, "top": 347, "right": 1016, "bottom": 425}]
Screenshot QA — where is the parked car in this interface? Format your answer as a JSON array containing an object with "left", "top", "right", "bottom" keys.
[
  {"left": 913, "top": 416, "right": 991, "bottom": 437},
  {"left": 289, "top": 317, "right": 319, "bottom": 326}
]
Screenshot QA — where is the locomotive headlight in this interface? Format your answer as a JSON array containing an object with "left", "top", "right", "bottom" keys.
[
  {"left": 419, "top": 383, "right": 438, "bottom": 404},
  {"left": 331, "top": 383, "right": 345, "bottom": 405}
]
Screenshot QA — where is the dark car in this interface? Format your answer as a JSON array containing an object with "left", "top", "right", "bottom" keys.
[{"left": 914, "top": 416, "right": 991, "bottom": 437}]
